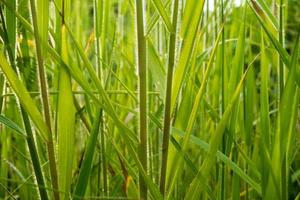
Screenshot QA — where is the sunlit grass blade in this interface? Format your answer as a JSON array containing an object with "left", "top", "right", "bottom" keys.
[
  {"left": 266, "top": 32, "right": 300, "bottom": 200},
  {"left": 36, "top": 0, "right": 49, "bottom": 56},
  {"left": 0, "top": 54, "right": 49, "bottom": 141},
  {"left": 171, "top": 0, "right": 205, "bottom": 112},
  {"left": 151, "top": 0, "right": 173, "bottom": 32},
  {"left": 167, "top": 27, "right": 223, "bottom": 199},
  {"left": 185, "top": 65, "right": 253, "bottom": 200},
  {"left": 146, "top": 0, "right": 171, "bottom": 36},
  {"left": 57, "top": 24, "right": 76, "bottom": 200},
  {"left": 1, "top": 0, "right": 300, "bottom": 199}
]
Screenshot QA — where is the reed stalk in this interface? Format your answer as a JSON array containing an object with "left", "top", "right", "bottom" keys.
[
  {"left": 159, "top": 0, "right": 179, "bottom": 196},
  {"left": 28, "top": 0, "right": 59, "bottom": 199},
  {"left": 135, "top": 0, "right": 148, "bottom": 198}
]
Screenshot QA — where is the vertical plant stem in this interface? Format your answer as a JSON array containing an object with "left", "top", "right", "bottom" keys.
[
  {"left": 28, "top": 0, "right": 60, "bottom": 199},
  {"left": 278, "top": 0, "right": 284, "bottom": 97},
  {"left": 278, "top": 1, "right": 287, "bottom": 199},
  {"left": 101, "top": 0, "right": 109, "bottom": 194},
  {"left": 220, "top": 0, "right": 226, "bottom": 199},
  {"left": 135, "top": 0, "right": 148, "bottom": 199},
  {"left": 278, "top": 0, "right": 287, "bottom": 200},
  {"left": 94, "top": 0, "right": 108, "bottom": 195},
  {"left": 159, "top": 0, "right": 179, "bottom": 196}
]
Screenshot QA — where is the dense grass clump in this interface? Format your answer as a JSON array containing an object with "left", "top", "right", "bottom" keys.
[{"left": 0, "top": 0, "right": 299, "bottom": 199}]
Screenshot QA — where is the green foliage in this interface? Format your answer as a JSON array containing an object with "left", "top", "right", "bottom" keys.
[{"left": 0, "top": 0, "right": 299, "bottom": 199}]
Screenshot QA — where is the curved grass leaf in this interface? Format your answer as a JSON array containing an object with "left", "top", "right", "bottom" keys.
[
  {"left": 172, "top": 128, "right": 262, "bottom": 195},
  {"left": 0, "top": 54, "right": 49, "bottom": 141},
  {"left": 185, "top": 65, "right": 254, "bottom": 200},
  {"left": 167, "top": 26, "right": 223, "bottom": 198},
  {"left": 0, "top": 114, "right": 25, "bottom": 136}
]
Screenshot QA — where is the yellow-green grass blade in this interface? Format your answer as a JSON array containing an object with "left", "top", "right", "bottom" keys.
[
  {"left": 266, "top": 32, "right": 300, "bottom": 200},
  {"left": 151, "top": 0, "right": 173, "bottom": 32},
  {"left": 64, "top": 23, "right": 138, "bottom": 143},
  {"left": 148, "top": 39, "right": 166, "bottom": 98},
  {"left": 255, "top": 0, "right": 278, "bottom": 29},
  {"left": 167, "top": 27, "right": 223, "bottom": 199},
  {"left": 1, "top": 1, "right": 137, "bottom": 146},
  {"left": 0, "top": 1, "right": 134, "bottom": 128},
  {"left": 57, "top": 25, "right": 76, "bottom": 200},
  {"left": 285, "top": 90, "right": 300, "bottom": 199},
  {"left": 171, "top": 0, "right": 205, "bottom": 112},
  {"left": 247, "top": 0, "right": 300, "bottom": 87},
  {"left": 36, "top": 0, "right": 49, "bottom": 56},
  {"left": 146, "top": 0, "right": 171, "bottom": 36},
  {"left": 184, "top": 65, "right": 253, "bottom": 200},
  {"left": 59, "top": 12, "right": 162, "bottom": 200},
  {"left": 248, "top": 0, "right": 288, "bottom": 62},
  {"left": 260, "top": 32, "right": 271, "bottom": 151},
  {"left": 259, "top": 31, "right": 272, "bottom": 198},
  {"left": 0, "top": 54, "right": 49, "bottom": 141},
  {"left": 227, "top": 7, "right": 245, "bottom": 105}
]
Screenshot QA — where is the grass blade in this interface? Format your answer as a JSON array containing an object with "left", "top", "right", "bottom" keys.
[
  {"left": 151, "top": 0, "right": 173, "bottom": 32},
  {"left": 57, "top": 24, "right": 76, "bottom": 200},
  {"left": 73, "top": 109, "right": 101, "bottom": 199}
]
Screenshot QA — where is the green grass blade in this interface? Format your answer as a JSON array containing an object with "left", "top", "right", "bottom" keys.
[
  {"left": 73, "top": 109, "right": 101, "bottom": 199},
  {"left": 267, "top": 32, "right": 300, "bottom": 200},
  {"left": 0, "top": 114, "right": 25, "bottom": 136},
  {"left": 57, "top": 25, "right": 76, "bottom": 200},
  {"left": 167, "top": 26, "right": 223, "bottom": 198},
  {"left": 171, "top": 0, "right": 205, "bottom": 112},
  {"left": 36, "top": 0, "right": 49, "bottom": 56},
  {"left": 184, "top": 66, "right": 253, "bottom": 200},
  {"left": 151, "top": 0, "right": 173, "bottom": 32},
  {"left": 0, "top": 54, "right": 49, "bottom": 141},
  {"left": 172, "top": 128, "right": 262, "bottom": 194}
]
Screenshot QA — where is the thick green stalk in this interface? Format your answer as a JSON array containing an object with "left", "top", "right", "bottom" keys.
[
  {"left": 28, "top": 0, "right": 60, "bottom": 199},
  {"left": 135, "top": 0, "right": 148, "bottom": 199},
  {"left": 159, "top": 0, "right": 179, "bottom": 196}
]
